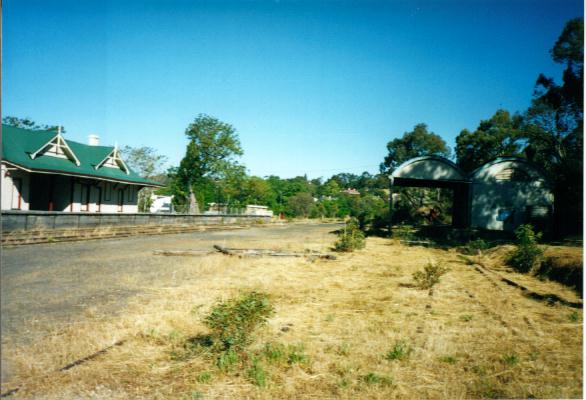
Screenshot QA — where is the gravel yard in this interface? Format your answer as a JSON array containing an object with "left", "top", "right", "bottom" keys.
[
  {"left": 1, "top": 222, "right": 340, "bottom": 383},
  {"left": 1, "top": 222, "right": 581, "bottom": 399}
]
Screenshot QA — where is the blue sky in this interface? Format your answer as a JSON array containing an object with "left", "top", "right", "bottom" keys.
[{"left": 3, "top": 0, "right": 583, "bottom": 179}]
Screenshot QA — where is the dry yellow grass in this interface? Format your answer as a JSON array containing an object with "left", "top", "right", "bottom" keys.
[{"left": 1, "top": 230, "right": 582, "bottom": 399}]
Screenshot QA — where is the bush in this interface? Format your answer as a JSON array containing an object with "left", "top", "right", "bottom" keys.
[
  {"left": 507, "top": 224, "right": 543, "bottom": 273},
  {"left": 205, "top": 291, "right": 274, "bottom": 351},
  {"left": 384, "top": 341, "right": 411, "bottom": 361},
  {"left": 412, "top": 261, "right": 448, "bottom": 290},
  {"left": 334, "top": 218, "right": 366, "bottom": 252},
  {"left": 463, "top": 238, "right": 489, "bottom": 255},
  {"left": 392, "top": 224, "right": 415, "bottom": 241}
]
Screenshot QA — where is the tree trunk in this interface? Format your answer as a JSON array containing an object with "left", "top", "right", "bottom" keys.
[{"left": 189, "top": 186, "right": 200, "bottom": 215}]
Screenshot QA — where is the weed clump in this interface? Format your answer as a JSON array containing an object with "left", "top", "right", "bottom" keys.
[
  {"left": 334, "top": 218, "right": 365, "bottom": 252},
  {"left": 462, "top": 238, "right": 489, "bottom": 255},
  {"left": 178, "top": 293, "right": 312, "bottom": 389},
  {"left": 412, "top": 261, "right": 449, "bottom": 290},
  {"left": 507, "top": 224, "right": 543, "bottom": 273},
  {"left": 384, "top": 341, "right": 411, "bottom": 361},
  {"left": 360, "top": 372, "right": 394, "bottom": 387},
  {"left": 247, "top": 359, "right": 268, "bottom": 387},
  {"left": 196, "top": 371, "right": 213, "bottom": 383},
  {"left": 439, "top": 355, "right": 457, "bottom": 364},
  {"left": 569, "top": 311, "right": 581, "bottom": 323},
  {"left": 205, "top": 291, "right": 274, "bottom": 351},
  {"left": 501, "top": 353, "right": 519, "bottom": 366}
]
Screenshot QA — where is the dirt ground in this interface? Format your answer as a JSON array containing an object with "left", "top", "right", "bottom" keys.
[{"left": 0, "top": 222, "right": 582, "bottom": 399}]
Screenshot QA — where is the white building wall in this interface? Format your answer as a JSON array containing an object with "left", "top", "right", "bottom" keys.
[
  {"left": 1, "top": 166, "right": 144, "bottom": 213},
  {"left": 1, "top": 163, "right": 30, "bottom": 210}
]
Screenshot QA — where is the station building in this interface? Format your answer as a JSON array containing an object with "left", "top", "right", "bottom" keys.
[{"left": 1, "top": 125, "right": 162, "bottom": 213}]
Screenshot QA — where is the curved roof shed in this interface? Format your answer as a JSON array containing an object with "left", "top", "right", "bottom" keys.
[
  {"left": 390, "top": 156, "right": 471, "bottom": 228},
  {"left": 469, "top": 158, "right": 553, "bottom": 231},
  {"left": 392, "top": 156, "right": 468, "bottom": 186}
]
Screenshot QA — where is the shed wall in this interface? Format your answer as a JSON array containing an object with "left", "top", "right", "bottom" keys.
[{"left": 470, "top": 161, "right": 553, "bottom": 231}]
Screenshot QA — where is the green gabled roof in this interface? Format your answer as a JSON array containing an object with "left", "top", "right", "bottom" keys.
[{"left": 1, "top": 124, "right": 163, "bottom": 187}]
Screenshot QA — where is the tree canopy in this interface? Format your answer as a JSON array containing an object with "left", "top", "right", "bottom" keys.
[
  {"left": 455, "top": 110, "right": 525, "bottom": 172},
  {"left": 523, "top": 18, "right": 583, "bottom": 235},
  {"left": 173, "top": 114, "right": 243, "bottom": 207},
  {"left": 3, "top": 116, "right": 65, "bottom": 133},
  {"left": 380, "top": 123, "right": 450, "bottom": 173},
  {"left": 121, "top": 145, "right": 168, "bottom": 179}
]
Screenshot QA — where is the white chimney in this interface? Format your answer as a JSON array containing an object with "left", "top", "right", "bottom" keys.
[{"left": 88, "top": 134, "right": 100, "bottom": 146}]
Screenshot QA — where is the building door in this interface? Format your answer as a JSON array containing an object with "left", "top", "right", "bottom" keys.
[{"left": 29, "top": 174, "right": 52, "bottom": 211}]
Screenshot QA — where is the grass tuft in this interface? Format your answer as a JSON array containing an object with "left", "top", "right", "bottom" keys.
[{"left": 384, "top": 341, "right": 411, "bottom": 361}]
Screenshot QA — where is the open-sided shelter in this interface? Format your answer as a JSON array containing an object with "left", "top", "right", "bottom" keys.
[{"left": 390, "top": 156, "right": 553, "bottom": 232}]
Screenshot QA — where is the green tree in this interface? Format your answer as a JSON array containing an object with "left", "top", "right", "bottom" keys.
[
  {"left": 174, "top": 114, "right": 243, "bottom": 212},
  {"left": 242, "top": 176, "right": 273, "bottom": 205},
  {"left": 353, "top": 194, "right": 387, "bottom": 231},
  {"left": 328, "top": 173, "right": 360, "bottom": 189},
  {"left": 319, "top": 179, "right": 341, "bottom": 197},
  {"left": 3, "top": 116, "right": 65, "bottom": 132},
  {"left": 121, "top": 146, "right": 168, "bottom": 179},
  {"left": 286, "top": 192, "right": 315, "bottom": 218},
  {"left": 380, "top": 123, "right": 450, "bottom": 173},
  {"left": 120, "top": 146, "right": 168, "bottom": 212},
  {"left": 523, "top": 18, "right": 583, "bottom": 235},
  {"left": 455, "top": 110, "right": 525, "bottom": 172}
]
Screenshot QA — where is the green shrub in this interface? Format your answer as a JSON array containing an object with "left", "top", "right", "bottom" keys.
[
  {"left": 501, "top": 352, "right": 519, "bottom": 366},
  {"left": 286, "top": 344, "right": 307, "bottom": 365},
  {"left": 412, "top": 262, "right": 449, "bottom": 290},
  {"left": 463, "top": 238, "right": 489, "bottom": 255},
  {"left": 196, "top": 371, "right": 213, "bottom": 383},
  {"left": 439, "top": 355, "right": 457, "bottom": 364},
  {"left": 569, "top": 311, "right": 580, "bottom": 323},
  {"left": 262, "top": 342, "right": 286, "bottom": 364},
  {"left": 384, "top": 341, "right": 411, "bottom": 361},
  {"left": 260, "top": 342, "right": 307, "bottom": 366},
  {"left": 360, "top": 372, "right": 394, "bottom": 387},
  {"left": 205, "top": 291, "right": 274, "bottom": 351},
  {"left": 392, "top": 224, "right": 415, "bottom": 241},
  {"left": 247, "top": 359, "right": 268, "bottom": 387},
  {"left": 334, "top": 218, "right": 366, "bottom": 252},
  {"left": 507, "top": 224, "right": 543, "bottom": 273},
  {"left": 216, "top": 349, "right": 239, "bottom": 371}
]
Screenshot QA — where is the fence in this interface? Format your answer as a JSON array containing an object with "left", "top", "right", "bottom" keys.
[{"left": 1, "top": 210, "right": 271, "bottom": 232}]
